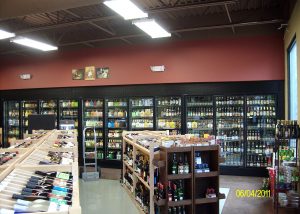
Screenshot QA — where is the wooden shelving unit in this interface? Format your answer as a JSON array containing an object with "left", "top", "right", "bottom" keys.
[
  {"left": 156, "top": 145, "right": 221, "bottom": 214},
  {"left": 194, "top": 145, "right": 220, "bottom": 214},
  {"left": 122, "top": 131, "right": 167, "bottom": 214},
  {"left": 0, "top": 129, "right": 81, "bottom": 214}
]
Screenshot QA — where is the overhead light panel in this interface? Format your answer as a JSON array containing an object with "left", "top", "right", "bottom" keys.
[
  {"left": 11, "top": 37, "right": 58, "bottom": 51},
  {"left": 133, "top": 19, "right": 171, "bottom": 39},
  {"left": 104, "top": 0, "right": 148, "bottom": 20},
  {"left": 0, "top": 29, "right": 15, "bottom": 40}
]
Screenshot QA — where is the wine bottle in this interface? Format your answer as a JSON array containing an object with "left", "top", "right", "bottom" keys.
[
  {"left": 178, "top": 155, "right": 184, "bottom": 174},
  {"left": 171, "top": 154, "right": 178, "bottom": 174}
]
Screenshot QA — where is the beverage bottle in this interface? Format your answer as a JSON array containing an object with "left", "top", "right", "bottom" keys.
[
  {"left": 172, "top": 154, "right": 178, "bottom": 174},
  {"left": 178, "top": 155, "right": 184, "bottom": 174}
]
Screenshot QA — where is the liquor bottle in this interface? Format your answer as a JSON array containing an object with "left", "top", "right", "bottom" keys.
[
  {"left": 183, "top": 155, "right": 189, "bottom": 174},
  {"left": 172, "top": 182, "right": 178, "bottom": 201},
  {"left": 171, "top": 154, "right": 178, "bottom": 174},
  {"left": 178, "top": 155, "right": 184, "bottom": 174},
  {"left": 168, "top": 181, "right": 173, "bottom": 201},
  {"left": 177, "top": 180, "right": 184, "bottom": 201}
]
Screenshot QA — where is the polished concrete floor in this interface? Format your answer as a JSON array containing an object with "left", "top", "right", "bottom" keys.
[
  {"left": 79, "top": 179, "right": 140, "bottom": 214},
  {"left": 79, "top": 175, "right": 280, "bottom": 214}
]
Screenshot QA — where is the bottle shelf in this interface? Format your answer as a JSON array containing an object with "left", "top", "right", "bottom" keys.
[
  {"left": 195, "top": 198, "right": 218, "bottom": 205},
  {"left": 187, "top": 116, "right": 213, "bottom": 119},
  {"left": 131, "top": 116, "right": 154, "bottom": 119},
  {"left": 107, "top": 147, "right": 122, "bottom": 150},
  {"left": 167, "top": 173, "right": 192, "bottom": 180},
  {"left": 157, "top": 105, "right": 181, "bottom": 107},
  {"left": 131, "top": 106, "right": 153, "bottom": 109},
  {"left": 168, "top": 199, "right": 192, "bottom": 207},
  {"left": 194, "top": 171, "right": 219, "bottom": 178},
  {"left": 157, "top": 116, "right": 181, "bottom": 119},
  {"left": 187, "top": 128, "right": 213, "bottom": 131},
  {"left": 107, "top": 106, "right": 127, "bottom": 108}
]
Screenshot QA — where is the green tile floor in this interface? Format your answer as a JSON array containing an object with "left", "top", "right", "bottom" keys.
[{"left": 80, "top": 179, "right": 139, "bottom": 214}]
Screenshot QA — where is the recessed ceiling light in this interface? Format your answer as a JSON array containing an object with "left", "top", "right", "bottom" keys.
[
  {"left": 11, "top": 37, "right": 58, "bottom": 51},
  {"left": 104, "top": 0, "right": 148, "bottom": 20},
  {"left": 0, "top": 29, "right": 15, "bottom": 40},
  {"left": 133, "top": 19, "right": 171, "bottom": 39}
]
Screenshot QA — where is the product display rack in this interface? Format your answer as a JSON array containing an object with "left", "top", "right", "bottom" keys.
[
  {"left": 186, "top": 96, "right": 214, "bottom": 138},
  {"left": 129, "top": 97, "right": 155, "bottom": 131},
  {"left": 106, "top": 98, "right": 128, "bottom": 162},
  {"left": 156, "top": 97, "right": 182, "bottom": 135},
  {"left": 122, "top": 131, "right": 164, "bottom": 214},
  {"left": 21, "top": 100, "right": 38, "bottom": 136},
  {"left": 82, "top": 99, "right": 105, "bottom": 161},
  {"left": 0, "top": 129, "right": 81, "bottom": 214},
  {"left": 273, "top": 120, "right": 300, "bottom": 213},
  {"left": 155, "top": 145, "right": 221, "bottom": 214}
]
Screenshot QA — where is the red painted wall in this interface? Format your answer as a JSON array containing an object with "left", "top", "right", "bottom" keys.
[{"left": 0, "top": 35, "right": 284, "bottom": 90}]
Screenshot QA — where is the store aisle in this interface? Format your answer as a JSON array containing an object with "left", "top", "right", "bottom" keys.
[{"left": 80, "top": 179, "right": 140, "bottom": 214}]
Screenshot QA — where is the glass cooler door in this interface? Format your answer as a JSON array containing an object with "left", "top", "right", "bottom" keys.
[
  {"left": 40, "top": 99, "right": 58, "bottom": 128},
  {"left": 83, "top": 99, "right": 104, "bottom": 160},
  {"left": 106, "top": 98, "right": 128, "bottom": 161},
  {"left": 59, "top": 100, "right": 79, "bottom": 130},
  {"left": 21, "top": 100, "right": 38, "bottom": 135},
  {"left": 246, "top": 95, "right": 276, "bottom": 168},
  {"left": 186, "top": 96, "right": 214, "bottom": 137},
  {"left": 130, "top": 97, "right": 154, "bottom": 130},
  {"left": 5, "top": 101, "right": 21, "bottom": 146},
  {"left": 216, "top": 96, "right": 244, "bottom": 166},
  {"left": 156, "top": 96, "right": 182, "bottom": 135}
]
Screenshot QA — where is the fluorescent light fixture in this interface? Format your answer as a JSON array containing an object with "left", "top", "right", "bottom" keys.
[
  {"left": 0, "top": 29, "right": 15, "bottom": 40},
  {"left": 104, "top": 0, "right": 148, "bottom": 20},
  {"left": 11, "top": 37, "right": 58, "bottom": 51},
  {"left": 133, "top": 19, "right": 171, "bottom": 39}
]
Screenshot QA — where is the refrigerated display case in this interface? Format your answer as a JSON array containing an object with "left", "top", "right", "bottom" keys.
[
  {"left": 129, "top": 97, "right": 154, "bottom": 130},
  {"left": 4, "top": 101, "right": 20, "bottom": 146},
  {"left": 156, "top": 96, "right": 182, "bottom": 134},
  {"left": 106, "top": 98, "right": 128, "bottom": 160},
  {"left": 216, "top": 96, "right": 244, "bottom": 166},
  {"left": 246, "top": 95, "right": 276, "bottom": 168},
  {"left": 83, "top": 99, "right": 104, "bottom": 160},
  {"left": 186, "top": 96, "right": 214, "bottom": 137},
  {"left": 21, "top": 100, "right": 38, "bottom": 135},
  {"left": 40, "top": 100, "right": 58, "bottom": 128},
  {"left": 59, "top": 100, "right": 79, "bottom": 129}
]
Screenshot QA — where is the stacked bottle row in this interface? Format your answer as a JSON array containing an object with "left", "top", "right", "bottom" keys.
[
  {"left": 108, "top": 139, "right": 122, "bottom": 149},
  {"left": 132, "top": 119, "right": 153, "bottom": 129},
  {"left": 157, "top": 97, "right": 181, "bottom": 106},
  {"left": 217, "top": 119, "right": 243, "bottom": 129},
  {"left": 247, "top": 118, "right": 276, "bottom": 129},
  {"left": 134, "top": 151, "right": 150, "bottom": 184},
  {"left": 131, "top": 98, "right": 153, "bottom": 107},
  {"left": 276, "top": 120, "right": 299, "bottom": 139},
  {"left": 247, "top": 95, "right": 276, "bottom": 105},
  {"left": 216, "top": 96, "right": 244, "bottom": 105},
  {"left": 108, "top": 109, "right": 127, "bottom": 118},
  {"left": 187, "top": 107, "right": 213, "bottom": 117},
  {"left": 169, "top": 153, "right": 190, "bottom": 175},
  {"left": 135, "top": 181, "right": 150, "bottom": 213},
  {"left": 132, "top": 109, "right": 153, "bottom": 118},
  {"left": 84, "top": 120, "right": 103, "bottom": 127},
  {"left": 159, "top": 107, "right": 181, "bottom": 117},
  {"left": 216, "top": 107, "right": 244, "bottom": 117},
  {"left": 60, "top": 100, "right": 78, "bottom": 108},
  {"left": 84, "top": 110, "right": 102, "bottom": 117},
  {"left": 247, "top": 106, "right": 276, "bottom": 117},
  {"left": 246, "top": 154, "right": 272, "bottom": 167},
  {"left": 0, "top": 151, "right": 18, "bottom": 165},
  {"left": 10, "top": 171, "right": 74, "bottom": 212},
  {"left": 84, "top": 99, "right": 103, "bottom": 107}
]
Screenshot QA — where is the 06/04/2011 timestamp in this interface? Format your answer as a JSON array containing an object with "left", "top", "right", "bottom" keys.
[{"left": 235, "top": 189, "right": 271, "bottom": 198}]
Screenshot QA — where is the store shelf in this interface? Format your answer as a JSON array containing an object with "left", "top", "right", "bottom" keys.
[
  {"left": 187, "top": 128, "right": 213, "bottom": 131},
  {"left": 187, "top": 116, "right": 213, "bottom": 119},
  {"left": 131, "top": 116, "right": 153, "bottom": 119},
  {"left": 167, "top": 173, "right": 192, "bottom": 180},
  {"left": 157, "top": 105, "right": 181, "bottom": 107},
  {"left": 168, "top": 200, "right": 192, "bottom": 207},
  {"left": 107, "top": 106, "right": 127, "bottom": 108},
  {"left": 195, "top": 171, "right": 219, "bottom": 178},
  {"left": 108, "top": 127, "right": 128, "bottom": 130},
  {"left": 124, "top": 161, "right": 134, "bottom": 172},
  {"left": 157, "top": 116, "right": 181, "bottom": 119},
  {"left": 107, "top": 147, "right": 122, "bottom": 150},
  {"left": 108, "top": 117, "right": 127, "bottom": 119},
  {"left": 195, "top": 198, "right": 218, "bottom": 204},
  {"left": 153, "top": 197, "right": 166, "bottom": 206},
  {"left": 131, "top": 106, "right": 153, "bottom": 109}
]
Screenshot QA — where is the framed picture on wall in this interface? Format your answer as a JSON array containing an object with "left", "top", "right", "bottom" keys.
[
  {"left": 72, "top": 69, "right": 84, "bottom": 80},
  {"left": 96, "top": 67, "right": 110, "bottom": 79},
  {"left": 85, "top": 66, "right": 96, "bottom": 80}
]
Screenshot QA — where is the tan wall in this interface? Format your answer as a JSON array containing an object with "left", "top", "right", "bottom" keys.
[{"left": 284, "top": 1, "right": 300, "bottom": 120}]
